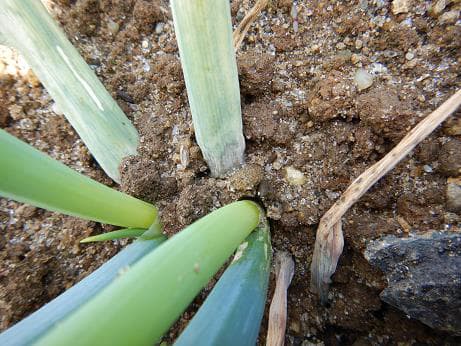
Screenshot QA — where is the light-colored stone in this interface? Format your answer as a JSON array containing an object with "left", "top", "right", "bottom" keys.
[
  {"left": 284, "top": 167, "right": 306, "bottom": 185},
  {"left": 447, "top": 177, "right": 461, "bottom": 212},
  {"left": 355, "top": 39, "right": 363, "bottom": 50},
  {"left": 438, "top": 10, "right": 460, "bottom": 25},
  {"left": 392, "top": 0, "right": 411, "bottom": 14},
  {"left": 354, "top": 68, "right": 374, "bottom": 91},
  {"left": 351, "top": 53, "right": 362, "bottom": 64},
  {"left": 107, "top": 19, "right": 119, "bottom": 34},
  {"left": 405, "top": 52, "right": 415, "bottom": 60}
]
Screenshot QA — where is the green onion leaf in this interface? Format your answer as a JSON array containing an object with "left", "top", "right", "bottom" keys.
[
  {"left": 0, "top": 237, "right": 165, "bottom": 346},
  {"left": 171, "top": 0, "right": 245, "bottom": 177},
  {"left": 0, "top": 129, "right": 157, "bottom": 228},
  {"left": 36, "top": 201, "right": 260, "bottom": 346},
  {"left": 175, "top": 220, "right": 271, "bottom": 346},
  {"left": 80, "top": 228, "right": 148, "bottom": 243},
  {"left": 0, "top": 0, "right": 139, "bottom": 182}
]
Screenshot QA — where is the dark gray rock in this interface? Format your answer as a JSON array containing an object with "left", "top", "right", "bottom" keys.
[{"left": 365, "top": 231, "right": 461, "bottom": 335}]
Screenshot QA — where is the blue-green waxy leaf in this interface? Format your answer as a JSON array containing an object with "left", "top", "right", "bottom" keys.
[{"left": 175, "top": 221, "right": 272, "bottom": 346}]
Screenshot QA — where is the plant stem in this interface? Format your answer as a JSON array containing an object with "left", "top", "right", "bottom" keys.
[
  {"left": 0, "top": 0, "right": 139, "bottom": 183},
  {"left": 0, "top": 129, "right": 157, "bottom": 228},
  {"left": 171, "top": 0, "right": 245, "bottom": 177},
  {"left": 36, "top": 201, "right": 260, "bottom": 346}
]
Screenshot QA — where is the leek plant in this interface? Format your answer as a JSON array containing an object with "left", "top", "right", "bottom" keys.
[
  {"left": 35, "top": 201, "right": 262, "bottom": 346},
  {"left": 171, "top": 0, "right": 245, "bottom": 177},
  {"left": 0, "top": 129, "right": 272, "bottom": 345},
  {"left": 0, "top": 0, "right": 138, "bottom": 183},
  {"left": 0, "top": 1, "right": 274, "bottom": 344}
]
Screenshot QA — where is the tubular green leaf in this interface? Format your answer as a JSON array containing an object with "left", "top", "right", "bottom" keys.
[
  {"left": 171, "top": 0, "right": 245, "bottom": 177},
  {"left": 0, "top": 129, "right": 157, "bottom": 228},
  {"left": 0, "top": 0, "right": 139, "bottom": 183},
  {"left": 174, "top": 221, "right": 271, "bottom": 346},
  {"left": 35, "top": 201, "right": 261, "bottom": 346},
  {"left": 80, "top": 228, "right": 147, "bottom": 243},
  {"left": 0, "top": 238, "right": 165, "bottom": 346}
]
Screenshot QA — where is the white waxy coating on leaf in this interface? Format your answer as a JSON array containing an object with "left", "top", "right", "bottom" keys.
[
  {"left": 171, "top": 0, "right": 245, "bottom": 177},
  {"left": 56, "top": 45, "right": 104, "bottom": 111}
]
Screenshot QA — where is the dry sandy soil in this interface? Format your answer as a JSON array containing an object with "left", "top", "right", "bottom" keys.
[{"left": 1, "top": 0, "right": 460, "bottom": 344}]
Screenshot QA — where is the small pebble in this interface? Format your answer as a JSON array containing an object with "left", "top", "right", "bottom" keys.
[
  {"left": 391, "top": 0, "right": 411, "bottom": 15},
  {"left": 267, "top": 203, "right": 282, "bottom": 220},
  {"left": 336, "top": 42, "right": 346, "bottom": 50},
  {"left": 179, "top": 144, "right": 189, "bottom": 169},
  {"left": 354, "top": 68, "right": 374, "bottom": 91},
  {"left": 355, "top": 39, "right": 363, "bottom": 50},
  {"left": 155, "top": 22, "right": 165, "bottom": 34},
  {"left": 405, "top": 52, "right": 415, "bottom": 60},
  {"left": 107, "top": 19, "right": 119, "bottom": 34},
  {"left": 236, "top": 8, "right": 245, "bottom": 21},
  {"left": 423, "top": 165, "right": 433, "bottom": 173},
  {"left": 141, "top": 39, "right": 150, "bottom": 50},
  {"left": 446, "top": 179, "right": 461, "bottom": 212},
  {"left": 438, "top": 10, "right": 459, "bottom": 25},
  {"left": 351, "top": 53, "right": 362, "bottom": 64},
  {"left": 359, "top": 0, "right": 368, "bottom": 10},
  {"left": 284, "top": 167, "right": 306, "bottom": 185}
]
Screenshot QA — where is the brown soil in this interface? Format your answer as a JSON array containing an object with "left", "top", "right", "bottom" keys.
[{"left": 1, "top": 0, "right": 461, "bottom": 345}]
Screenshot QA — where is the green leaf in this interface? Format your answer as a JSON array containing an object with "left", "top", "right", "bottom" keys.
[
  {"left": 0, "top": 129, "right": 157, "bottom": 228},
  {"left": 80, "top": 228, "right": 148, "bottom": 243},
  {"left": 35, "top": 201, "right": 261, "bottom": 346},
  {"left": 0, "top": 237, "right": 165, "bottom": 346},
  {"left": 0, "top": 0, "right": 139, "bottom": 182},
  {"left": 171, "top": 0, "right": 245, "bottom": 177},
  {"left": 175, "top": 221, "right": 271, "bottom": 346}
]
